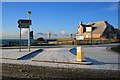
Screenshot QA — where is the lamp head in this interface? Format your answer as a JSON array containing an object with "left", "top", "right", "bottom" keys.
[{"left": 27, "top": 11, "right": 32, "bottom": 14}]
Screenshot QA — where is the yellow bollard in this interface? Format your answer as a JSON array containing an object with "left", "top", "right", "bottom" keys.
[{"left": 77, "top": 46, "right": 84, "bottom": 62}]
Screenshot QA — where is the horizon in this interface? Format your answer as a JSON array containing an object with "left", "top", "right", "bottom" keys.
[{"left": 1, "top": 2, "right": 119, "bottom": 39}]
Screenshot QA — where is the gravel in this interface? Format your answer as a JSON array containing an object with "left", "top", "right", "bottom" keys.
[{"left": 1, "top": 63, "right": 119, "bottom": 80}]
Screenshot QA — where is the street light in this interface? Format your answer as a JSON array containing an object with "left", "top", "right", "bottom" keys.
[
  {"left": 27, "top": 11, "right": 32, "bottom": 52},
  {"left": 27, "top": 11, "right": 32, "bottom": 20}
]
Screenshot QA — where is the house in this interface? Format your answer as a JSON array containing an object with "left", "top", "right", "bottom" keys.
[
  {"left": 114, "top": 28, "right": 120, "bottom": 39},
  {"left": 77, "top": 20, "right": 118, "bottom": 39}
]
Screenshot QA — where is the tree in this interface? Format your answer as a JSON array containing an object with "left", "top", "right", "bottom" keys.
[{"left": 37, "top": 37, "right": 44, "bottom": 42}]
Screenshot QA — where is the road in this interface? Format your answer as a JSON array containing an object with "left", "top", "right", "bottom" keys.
[{"left": 1, "top": 43, "right": 120, "bottom": 49}]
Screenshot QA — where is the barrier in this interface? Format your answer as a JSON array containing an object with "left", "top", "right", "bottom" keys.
[{"left": 77, "top": 46, "right": 84, "bottom": 62}]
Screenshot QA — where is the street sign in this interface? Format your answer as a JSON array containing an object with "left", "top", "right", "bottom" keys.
[
  {"left": 76, "top": 34, "right": 84, "bottom": 40},
  {"left": 30, "top": 31, "right": 33, "bottom": 39},
  {"left": 18, "top": 19, "right": 31, "bottom": 28},
  {"left": 18, "top": 24, "right": 29, "bottom": 28},
  {"left": 18, "top": 19, "right": 31, "bottom": 24}
]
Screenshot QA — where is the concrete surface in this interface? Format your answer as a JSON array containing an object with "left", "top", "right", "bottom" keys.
[
  {"left": 0, "top": 45, "right": 120, "bottom": 70},
  {"left": 1, "top": 48, "right": 39, "bottom": 59}
]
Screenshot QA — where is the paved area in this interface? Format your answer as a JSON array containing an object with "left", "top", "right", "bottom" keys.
[
  {"left": 84, "top": 47, "right": 119, "bottom": 63},
  {"left": 1, "top": 46, "right": 119, "bottom": 70},
  {"left": 32, "top": 48, "right": 75, "bottom": 62},
  {"left": 1, "top": 48, "right": 39, "bottom": 59}
]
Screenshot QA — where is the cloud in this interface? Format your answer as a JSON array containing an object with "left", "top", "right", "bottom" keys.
[
  {"left": 2, "top": 31, "right": 75, "bottom": 39},
  {"left": 34, "top": 32, "right": 47, "bottom": 39},
  {"left": 2, "top": 32, "right": 19, "bottom": 39},
  {"left": 60, "top": 30, "right": 66, "bottom": 35},
  {"left": 36, "top": 32, "right": 58, "bottom": 39},
  {"left": 37, "top": 32, "right": 44, "bottom": 35},
  {"left": 21, "top": 28, "right": 28, "bottom": 35},
  {"left": 60, "top": 30, "right": 71, "bottom": 36},
  {"left": 37, "top": 32, "right": 47, "bottom": 36},
  {"left": 53, "top": 34, "right": 58, "bottom": 37},
  {"left": 59, "top": 30, "right": 74, "bottom": 38},
  {"left": 107, "top": 3, "right": 118, "bottom": 11},
  {"left": 2, "top": 29, "right": 29, "bottom": 39},
  {"left": 2, "top": 31, "right": 58, "bottom": 39}
]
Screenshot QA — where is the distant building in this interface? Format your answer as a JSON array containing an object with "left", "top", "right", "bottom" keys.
[{"left": 77, "top": 20, "right": 119, "bottom": 39}]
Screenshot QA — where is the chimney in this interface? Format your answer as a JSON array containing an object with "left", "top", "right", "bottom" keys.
[
  {"left": 79, "top": 21, "right": 82, "bottom": 25},
  {"left": 104, "top": 20, "right": 107, "bottom": 23}
]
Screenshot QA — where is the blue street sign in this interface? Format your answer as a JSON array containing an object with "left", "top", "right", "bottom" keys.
[{"left": 30, "top": 31, "right": 33, "bottom": 39}]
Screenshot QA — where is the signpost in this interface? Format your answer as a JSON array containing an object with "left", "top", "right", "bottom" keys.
[
  {"left": 18, "top": 19, "right": 32, "bottom": 52},
  {"left": 18, "top": 20, "right": 31, "bottom": 28},
  {"left": 18, "top": 11, "right": 32, "bottom": 52},
  {"left": 30, "top": 31, "right": 33, "bottom": 39}
]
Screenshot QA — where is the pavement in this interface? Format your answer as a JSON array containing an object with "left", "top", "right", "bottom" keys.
[
  {"left": 1, "top": 48, "right": 40, "bottom": 59},
  {"left": 0, "top": 45, "right": 120, "bottom": 71}
]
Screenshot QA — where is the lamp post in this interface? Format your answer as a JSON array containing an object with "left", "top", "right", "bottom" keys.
[
  {"left": 27, "top": 11, "right": 32, "bottom": 52},
  {"left": 27, "top": 11, "right": 31, "bottom": 20}
]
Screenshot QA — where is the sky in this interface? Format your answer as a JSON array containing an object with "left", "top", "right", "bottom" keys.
[{"left": 1, "top": 2, "right": 119, "bottom": 39}]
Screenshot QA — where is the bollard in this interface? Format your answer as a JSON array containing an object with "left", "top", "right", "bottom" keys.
[{"left": 77, "top": 46, "right": 84, "bottom": 62}]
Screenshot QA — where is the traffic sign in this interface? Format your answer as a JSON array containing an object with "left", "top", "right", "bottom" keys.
[
  {"left": 18, "top": 19, "right": 31, "bottom": 28},
  {"left": 30, "top": 31, "right": 33, "bottom": 39}
]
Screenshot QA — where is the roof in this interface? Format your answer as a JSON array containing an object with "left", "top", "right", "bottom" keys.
[
  {"left": 79, "top": 20, "right": 115, "bottom": 36},
  {"left": 82, "top": 21, "right": 107, "bottom": 36},
  {"left": 114, "top": 28, "right": 120, "bottom": 34},
  {"left": 90, "top": 21, "right": 107, "bottom": 34}
]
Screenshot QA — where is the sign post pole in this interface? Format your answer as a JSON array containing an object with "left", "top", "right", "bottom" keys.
[
  {"left": 18, "top": 19, "right": 31, "bottom": 52},
  {"left": 19, "top": 27, "right": 21, "bottom": 52},
  {"left": 28, "top": 27, "right": 30, "bottom": 52}
]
